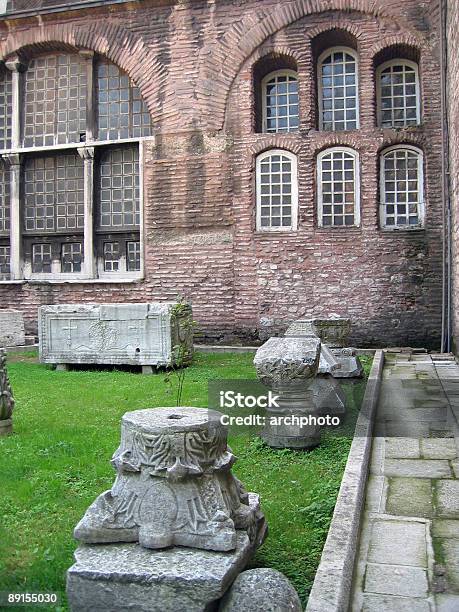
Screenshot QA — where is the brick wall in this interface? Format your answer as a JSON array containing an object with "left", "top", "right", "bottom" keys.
[
  {"left": 447, "top": 0, "right": 459, "bottom": 352},
  {"left": 0, "top": 0, "right": 445, "bottom": 348}
]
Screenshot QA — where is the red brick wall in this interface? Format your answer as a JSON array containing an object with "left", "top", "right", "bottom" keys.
[
  {"left": 0, "top": 0, "right": 445, "bottom": 347},
  {"left": 447, "top": 0, "right": 459, "bottom": 352}
]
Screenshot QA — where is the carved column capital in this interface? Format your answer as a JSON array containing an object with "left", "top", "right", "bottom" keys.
[
  {"left": 4, "top": 55, "right": 27, "bottom": 73},
  {"left": 77, "top": 146, "right": 95, "bottom": 161},
  {"left": 2, "top": 153, "right": 21, "bottom": 167}
]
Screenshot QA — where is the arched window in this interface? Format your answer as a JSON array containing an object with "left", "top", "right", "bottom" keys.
[
  {"left": 380, "top": 145, "right": 424, "bottom": 228},
  {"left": 377, "top": 60, "right": 420, "bottom": 128},
  {"left": 262, "top": 70, "right": 299, "bottom": 133},
  {"left": 256, "top": 150, "right": 298, "bottom": 231},
  {"left": 317, "top": 147, "right": 360, "bottom": 227},
  {"left": 318, "top": 47, "right": 359, "bottom": 131},
  {"left": 0, "top": 51, "right": 153, "bottom": 282}
]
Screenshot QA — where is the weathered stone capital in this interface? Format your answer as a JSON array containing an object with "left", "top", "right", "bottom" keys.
[
  {"left": 77, "top": 146, "right": 95, "bottom": 161},
  {"left": 78, "top": 49, "right": 95, "bottom": 60},
  {"left": 2, "top": 153, "right": 21, "bottom": 167},
  {"left": 4, "top": 55, "right": 27, "bottom": 73},
  {"left": 253, "top": 337, "right": 321, "bottom": 390}
]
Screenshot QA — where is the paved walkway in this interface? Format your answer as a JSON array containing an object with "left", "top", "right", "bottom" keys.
[{"left": 351, "top": 352, "right": 459, "bottom": 612}]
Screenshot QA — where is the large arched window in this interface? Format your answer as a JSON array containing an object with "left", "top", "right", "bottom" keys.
[
  {"left": 262, "top": 70, "right": 299, "bottom": 133},
  {"left": 376, "top": 60, "right": 420, "bottom": 128},
  {"left": 318, "top": 47, "right": 359, "bottom": 131},
  {"left": 317, "top": 147, "right": 360, "bottom": 227},
  {"left": 380, "top": 145, "right": 424, "bottom": 229},
  {"left": 0, "top": 50, "right": 153, "bottom": 282},
  {"left": 256, "top": 149, "right": 298, "bottom": 231}
]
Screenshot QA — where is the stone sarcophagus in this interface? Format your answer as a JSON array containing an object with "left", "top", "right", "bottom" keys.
[
  {"left": 0, "top": 309, "right": 26, "bottom": 347},
  {"left": 39, "top": 302, "right": 193, "bottom": 370}
]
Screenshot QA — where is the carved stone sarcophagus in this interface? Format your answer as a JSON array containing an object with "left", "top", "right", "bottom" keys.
[{"left": 38, "top": 302, "right": 193, "bottom": 369}]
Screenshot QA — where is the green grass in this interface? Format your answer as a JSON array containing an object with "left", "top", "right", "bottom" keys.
[{"left": 0, "top": 351, "right": 372, "bottom": 610}]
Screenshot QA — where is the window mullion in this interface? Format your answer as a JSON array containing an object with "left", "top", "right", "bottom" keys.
[
  {"left": 78, "top": 146, "right": 96, "bottom": 277},
  {"left": 2, "top": 153, "right": 22, "bottom": 279},
  {"left": 80, "top": 50, "right": 96, "bottom": 142}
]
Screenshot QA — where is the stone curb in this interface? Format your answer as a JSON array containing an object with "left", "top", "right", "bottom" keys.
[{"left": 305, "top": 350, "right": 385, "bottom": 612}]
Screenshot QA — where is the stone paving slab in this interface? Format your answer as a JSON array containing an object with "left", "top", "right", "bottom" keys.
[
  {"left": 436, "top": 481, "right": 459, "bottom": 517},
  {"left": 436, "top": 594, "right": 459, "bottom": 611},
  {"left": 385, "top": 438, "right": 421, "bottom": 458},
  {"left": 386, "top": 478, "right": 433, "bottom": 518},
  {"left": 364, "top": 563, "right": 429, "bottom": 598},
  {"left": 367, "top": 519, "right": 427, "bottom": 566},
  {"left": 432, "top": 519, "right": 459, "bottom": 538},
  {"left": 383, "top": 459, "right": 452, "bottom": 479},
  {"left": 421, "top": 439, "right": 457, "bottom": 460},
  {"left": 362, "top": 594, "right": 432, "bottom": 611}
]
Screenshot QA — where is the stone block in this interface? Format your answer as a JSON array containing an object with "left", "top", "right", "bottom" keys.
[
  {"left": 385, "top": 438, "right": 421, "bottom": 459},
  {"left": 436, "top": 480, "right": 459, "bottom": 517},
  {"left": 39, "top": 302, "right": 193, "bottom": 368},
  {"left": 364, "top": 563, "right": 428, "bottom": 598},
  {"left": 383, "top": 459, "right": 452, "bottom": 479},
  {"left": 420, "top": 439, "right": 457, "bottom": 460},
  {"left": 67, "top": 532, "right": 256, "bottom": 612},
  {"left": 432, "top": 519, "right": 459, "bottom": 538},
  {"left": 362, "top": 594, "right": 430, "bottom": 611},
  {"left": 386, "top": 478, "right": 433, "bottom": 518},
  {"left": 367, "top": 519, "right": 427, "bottom": 567},
  {"left": 0, "top": 309, "right": 25, "bottom": 347},
  {"left": 218, "top": 568, "right": 302, "bottom": 611}
]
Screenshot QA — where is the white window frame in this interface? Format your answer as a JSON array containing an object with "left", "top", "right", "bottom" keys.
[
  {"left": 0, "top": 51, "right": 152, "bottom": 284},
  {"left": 318, "top": 46, "right": 360, "bottom": 131},
  {"left": 317, "top": 146, "right": 360, "bottom": 227},
  {"left": 261, "top": 69, "right": 299, "bottom": 134},
  {"left": 376, "top": 59, "right": 421, "bottom": 128},
  {"left": 379, "top": 144, "right": 424, "bottom": 230},
  {"left": 256, "top": 149, "right": 298, "bottom": 232}
]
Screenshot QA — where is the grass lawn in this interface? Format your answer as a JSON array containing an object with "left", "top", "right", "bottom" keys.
[{"left": 0, "top": 350, "right": 372, "bottom": 610}]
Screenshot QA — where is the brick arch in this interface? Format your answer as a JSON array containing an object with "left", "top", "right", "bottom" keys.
[
  {"left": 249, "top": 137, "right": 303, "bottom": 157},
  {"left": 308, "top": 21, "right": 364, "bottom": 43},
  {"left": 0, "top": 21, "right": 171, "bottom": 126},
  {"left": 377, "top": 134, "right": 427, "bottom": 154},
  {"left": 198, "top": 0, "right": 426, "bottom": 129},
  {"left": 370, "top": 35, "right": 426, "bottom": 60},
  {"left": 249, "top": 45, "right": 304, "bottom": 68}
]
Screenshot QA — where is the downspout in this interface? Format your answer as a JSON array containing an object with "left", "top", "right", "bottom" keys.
[{"left": 440, "top": 0, "right": 452, "bottom": 353}]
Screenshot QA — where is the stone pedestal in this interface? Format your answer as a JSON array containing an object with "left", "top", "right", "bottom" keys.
[
  {"left": 253, "top": 337, "right": 321, "bottom": 449},
  {"left": 39, "top": 302, "right": 193, "bottom": 369},
  {"left": 0, "top": 349, "right": 14, "bottom": 436},
  {"left": 0, "top": 309, "right": 25, "bottom": 347},
  {"left": 67, "top": 532, "right": 256, "bottom": 612},
  {"left": 331, "top": 348, "right": 364, "bottom": 378}
]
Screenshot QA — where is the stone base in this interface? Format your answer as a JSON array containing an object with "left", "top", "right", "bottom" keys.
[
  {"left": 0, "top": 309, "right": 26, "bottom": 347},
  {"left": 312, "top": 377, "right": 346, "bottom": 415},
  {"left": 331, "top": 350, "right": 364, "bottom": 378},
  {"left": 0, "top": 418, "right": 12, "bottom": 436},
  {"left": 67, "top": 532, "right": 259, "bottom": 612}
]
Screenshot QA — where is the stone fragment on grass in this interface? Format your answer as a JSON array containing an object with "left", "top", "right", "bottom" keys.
[
  {"left": 0, "top": 349, "right": 14, "bottom": 436},
  {"left": 218, "top": 568, "right": 302, "bottom": 612}
]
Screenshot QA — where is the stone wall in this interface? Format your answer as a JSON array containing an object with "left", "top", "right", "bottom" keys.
[
  {"left": 447, "top": 0, "right": 459, "bottom": 352},
  {"left": 0, "top": 0, "right": 445, "bottom": 348}
]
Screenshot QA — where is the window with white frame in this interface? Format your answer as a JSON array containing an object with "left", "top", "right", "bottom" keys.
[
  {"left": 0, "top": 50, "right": 153, "bottom": 282},
  {"left": 262, "top": 70, "right": 299, "bottom": 133},
  {"left": 318, "top": 147, "right": 360, "bottom": 227},
  {"left": 319, "top": 47, "right": 359, "bottom": 131},
  {"left": 380, "top": 146, "right": 424, "bottom": 229},
  {"left": 256, "top": 150, "right": 298, "bottom": 231},
  {"left": 377, "top": 60, "right": 420, "bottom": 128}
]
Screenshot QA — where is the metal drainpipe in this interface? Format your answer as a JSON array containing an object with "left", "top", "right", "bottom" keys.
[{"left": 440, "top": 0, "right": 452, "bottom": 353}]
